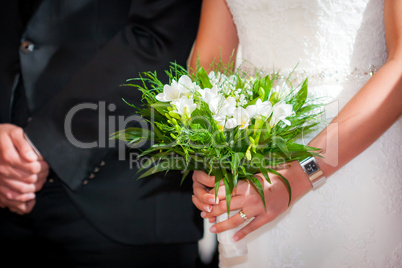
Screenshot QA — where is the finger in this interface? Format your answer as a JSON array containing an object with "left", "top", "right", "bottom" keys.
[
  {"left": 193, "top": 177, "right": 218, "bottom": 205},
  {"left": 213, "top": 179, "right": 251, "bottom": 201},
  {"left": 213, "top": 184, "right": 229, "bottom": 201},
  {"left": 33, "top": 170, "right": 49, "bottom": 192},
  {"left": 0, "top": 134, "right": 22, "bottom": 166},
  {"left": 1, "top": 198, "right": 36, "bottom": 215},
  {"left": 0, "top": 179, "right": 36, "bottom": 195},
  {"left": 209, "top": 210, "right": 248, "bottom": 234},
  {"left": 204, "top": 196, "right": 244, "bottom": 217},
  {"left": 0, "top": 155, "right": 46, "bottom": 177},
  {"left": 9, "top": 128, "right": 38, "bottom": 162},
  {"left": 14, "top": 199, "right": 36, "bottom": 215},
  {"left": 25, "top": 160, "right": 49, "bottom": 175},
  {"left": 233, "top": 216, "right": 269, "bottom": 241},
  {"left": 192, "top": 170, "right": 215, "bottom": 188},
  {"left": 3, "top": 189, "right": 36, "bottom": 202},
  {"left": 192, "top": 195, "right": 212, "bottom": 213}
]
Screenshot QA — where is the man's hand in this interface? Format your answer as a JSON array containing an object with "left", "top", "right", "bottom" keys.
[{"left": 0, "top": 124, "right": 49, "bottom": 214}]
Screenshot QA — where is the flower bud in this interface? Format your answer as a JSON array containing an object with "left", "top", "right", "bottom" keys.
[
  {"left": 169, "top": 111, "right": 181, "bottom": 120},
  {"left": 246, "top": 146, "right": 252, "bottom": 160}
]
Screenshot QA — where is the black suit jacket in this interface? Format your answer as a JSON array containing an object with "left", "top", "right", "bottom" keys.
[{"left": 0, "top": 0, "right": 202, "bottom": 245}]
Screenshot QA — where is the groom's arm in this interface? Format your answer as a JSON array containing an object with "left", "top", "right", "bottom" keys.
[{"left": 24, "top": 0, "right": 202, "bottom": 191}]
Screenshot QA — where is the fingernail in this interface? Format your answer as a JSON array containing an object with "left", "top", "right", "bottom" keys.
[
  {"left": 201, "top": 212, "right": 206, "bottom": 218},
  {"left": 209, "top": 226, "right": 217, "bottom": 233},
  {"left": 208, "top": 198, "right": 219, "bottom": 204},
  {"left": 233, "top": 235, "right": 239, "bottom": 242},
  {"left": 204, "top": 205, "right": 212, "bottom": 212},
  {"left": 26, "top": 151, "right": 37, "bottom": 161}
]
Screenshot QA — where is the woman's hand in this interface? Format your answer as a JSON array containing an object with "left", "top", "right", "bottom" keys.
[
  {"left": 192, "top": 161, "right": 312, "bottom": 241},
  {"left": 192, "top": 170, "right": 219, "bottom": 223}
]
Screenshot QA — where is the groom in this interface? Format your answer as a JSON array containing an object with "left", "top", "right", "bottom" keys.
[{"left": 0, "top": 0, "right": 203, "bottom": 267}]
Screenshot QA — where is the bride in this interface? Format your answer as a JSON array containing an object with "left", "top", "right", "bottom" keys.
[{"left": 190, "top": 0, "right": 402, "bottom": 267}]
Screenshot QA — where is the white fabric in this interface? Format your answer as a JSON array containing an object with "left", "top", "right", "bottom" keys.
[{"left": 218, "top": 0, "right": 402, "bottom": 267}]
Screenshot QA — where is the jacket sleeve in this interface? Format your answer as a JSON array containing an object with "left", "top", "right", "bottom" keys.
[{"left": 24, "top": 0, "right": 202, "bottom": 190}]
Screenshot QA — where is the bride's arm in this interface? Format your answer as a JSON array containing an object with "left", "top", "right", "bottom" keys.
[
  {"left": 188, "top": 0, "right": 239, "bottom": 72},
  {"left": 312, "top": 0, "right": 402, "bottom": 176},
  {"left": 192, "top": 0, "right": 402, "bottom": 241}
]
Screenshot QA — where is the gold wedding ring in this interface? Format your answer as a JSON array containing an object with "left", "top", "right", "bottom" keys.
[{"left": 239, "top": 210, "right": 248, "bottom": 221}]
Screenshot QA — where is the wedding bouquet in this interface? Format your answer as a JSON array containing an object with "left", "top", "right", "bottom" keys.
[{"left": 112, "top": 63, "right": 323, "bottom": 257}]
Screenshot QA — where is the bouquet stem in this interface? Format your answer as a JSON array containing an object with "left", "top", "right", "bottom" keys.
[{"left": 216, "top": 209, "right": 248, "bottom": 258}]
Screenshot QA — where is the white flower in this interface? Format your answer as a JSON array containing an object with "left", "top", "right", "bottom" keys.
[
  {"left": 225, "top": 106, "right": 255, "bottom": 130},
  {"left": 272, "top": 81, "right": 291, "bottom": 100},
  {"left": 220, "top": 96, "right": 237, "bottom": 116},
  {"left": 198, "top": 85, "right": 219, "bottom": 105},
  {"left": 208, "top": 93, "right": 226, "bottom": 115},
  {"left": 208, "top": 72, "right": 227, "bottom": 86},
  {"left": 237, "top": 94, "right": 248, "bottom": 106},
  {"left": 208, "top": 72, "right": 238, "bottom": 95},
  {"left": 172, "top": 96, "right": 197, "bottom": 119},
  {"left": 253, "top": 99, "right": 273, "bottom": 118},
  {"left": 156, "top": 75, "right": 197, "bottom": 102},
  {"left": 213, "top": 114, "right": 227, "bottom": 130},
  {"left": 224, "top": 117, "right": 238, "bottom": 129},
  {"left": 270, "top": 102, "right": 294, "bottom": 127},
  {"left": 209, "top": 96, "right": 236, "bottom": 117},
  {"left": 177, "top": 75, "right": 200, "bottom": 93},
  {"left": 208, "top": 96, "right": 237, "bottom": 129}
]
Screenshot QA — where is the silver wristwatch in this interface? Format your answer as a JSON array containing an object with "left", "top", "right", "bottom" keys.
[{"left": 299, "top": 156, "right": 326, "bottom": 188}]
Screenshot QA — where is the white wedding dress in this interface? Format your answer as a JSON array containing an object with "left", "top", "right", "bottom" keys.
[{"left": 218, "top": 0, "right": 402, "bottom": 267}]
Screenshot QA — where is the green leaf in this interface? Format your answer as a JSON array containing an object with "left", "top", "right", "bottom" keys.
[
  {"left": 180, "top": 169, "right": 190, "bottom": 186},
  {"left": 138, "top": 155, "right": 187, "bottom": 179},
  {"left": 259, "top": 75, "right": 273, "bottom": 101},
  {"left": 248, "top": 176, "right": 267, "bottom": 210},
  {"left": 252, "top": 79, "right": 261, "bottom": 99},
  {"left": 222, "top": 169, "right": 234, "bottom": 215},
  {"left": 292, "top": 78, "right": 308, "bottom": 111},
  {"left": 267, "top": 168, "right": 292, "bottom": 206},
  {"left": 150, "top": 102, "right": 171, "bottom": 116},
  {"left": 296, "top": 104, "right": 322, "bottom": 115},
  {"left": 213, "top": 168, "right": 224, "bottom": 204},
  {"left": 197, "top": 67, "right": 213, "bottom": 88},
  {"left": 254, "top": 154, "right": 271, "bottom": 184},
  {"left": 271, "top": 136, "right": 289, "bottom": 157},
  {"left": 110, "top": 127, "right": 153, "bottom": 147},
  {"left": 231, "top": 152, "right": 244, "bottom": 172}
]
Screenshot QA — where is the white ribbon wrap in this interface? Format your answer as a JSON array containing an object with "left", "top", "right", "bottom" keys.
[{"left": 216, "top": 209, "right": 248, "bottom": 258}]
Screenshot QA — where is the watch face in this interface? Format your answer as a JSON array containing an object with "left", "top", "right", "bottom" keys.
[{"left": 304, "top": 160, "right": 318, "bottom": 175}]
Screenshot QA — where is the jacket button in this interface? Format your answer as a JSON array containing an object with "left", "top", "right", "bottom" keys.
[{"left": 20, "top": 40, "right": 35, "bottom": 53}]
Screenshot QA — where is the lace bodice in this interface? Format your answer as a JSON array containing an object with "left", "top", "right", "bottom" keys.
[{"left": 226, "top": 0, "right": 387, "bottom": 75}]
